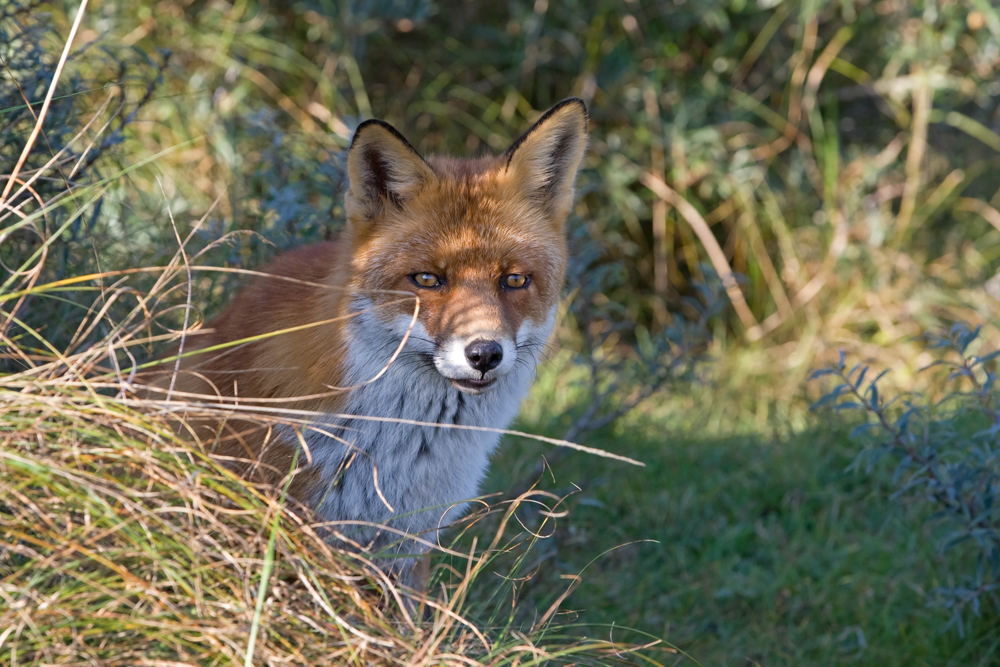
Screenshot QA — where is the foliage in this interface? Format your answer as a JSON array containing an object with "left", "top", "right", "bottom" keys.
[
  {"left": 1, "top": 0, "right": 169, "bottom": 363},
  {"left": 9, "top": 0, "right": 1000, "bottom": 397},
  {"left": 813, "top": 323, "right": 1000, "bottom": 633},
  {"left": 561, "top": 220, "right": 725, "bottom": 442},
  {"left": 93, "top": 0, "right": 1000, "bottom": 372}
]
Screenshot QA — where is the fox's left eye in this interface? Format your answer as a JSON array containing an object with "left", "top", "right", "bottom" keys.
[
  {"left": 410, "top": 272, "right": 442, "bottom": 288},
  {"left": 503, "top": 274, "right": 530, "bottom": 290}
]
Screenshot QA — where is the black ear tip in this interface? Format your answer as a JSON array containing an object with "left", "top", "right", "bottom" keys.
[
  {"left": 349, "top": 119, "right": 429, "bottom": 167},
  {"left": 350, "top": 119, "right": 396, "bottom": 149},
  {"left": 557, "top": 97, "right": 587, "bottom": 113},
  {"left": 502, "top": 98, "right": 589, "bottom": 165},
  {"left": 350, "top": 118, "right": 425, "bottom": 154},
  {"left": 550, "top": 98, "right": 588, "bottom": 126},
  {"left": 542, "top": 97, "right": 588, "bottom": 125}
]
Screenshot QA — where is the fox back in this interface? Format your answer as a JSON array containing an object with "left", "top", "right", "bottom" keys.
[{"left": 164, "top": 99, "right": 588, "bottom": 562}]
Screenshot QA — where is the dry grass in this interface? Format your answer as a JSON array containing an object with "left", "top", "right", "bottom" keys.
[{"left": 1, "top": 371, "right": 678, "bottom": 665}]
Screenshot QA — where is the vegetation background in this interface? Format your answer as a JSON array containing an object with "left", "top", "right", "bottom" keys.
[{"left": 4, "top": 0, "right": 1000, "bottom": 664}]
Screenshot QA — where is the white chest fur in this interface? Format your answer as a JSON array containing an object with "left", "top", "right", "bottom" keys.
[{"left": 299, "top": 301, "right": 552, "bottom": 558}]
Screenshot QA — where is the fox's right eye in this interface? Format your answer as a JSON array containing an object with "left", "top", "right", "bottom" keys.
[{"left": 410, "top": 272, "right": 442, "bottom": 288}]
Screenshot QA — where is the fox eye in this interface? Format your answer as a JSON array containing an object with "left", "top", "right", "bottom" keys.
[
  {"left": 503, "top": 274, "right": 530, "bottom": 290},
  {"left": 410, "top": 272, "right": 442, "bottom": 288}
]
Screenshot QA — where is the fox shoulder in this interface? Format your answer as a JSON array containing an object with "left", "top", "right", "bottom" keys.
[{"left": 208, "top": 242, "right": 344, "bottom": 340}]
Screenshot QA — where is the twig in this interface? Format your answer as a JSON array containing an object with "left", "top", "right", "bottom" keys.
[
  {"left": 641, "top": 171, "right": 761, "bottom": 338},
  {"left": 1, "top": 0, "right": 90, "bottom": 203}
]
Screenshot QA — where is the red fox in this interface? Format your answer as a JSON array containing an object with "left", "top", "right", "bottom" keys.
[{"left": 162, "top": 98, "right": 587, "bottom": 570}]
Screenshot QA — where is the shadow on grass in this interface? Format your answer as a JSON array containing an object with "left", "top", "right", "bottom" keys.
[{"left": 475, "top": 417, "right": 1000, "bottom": 667}]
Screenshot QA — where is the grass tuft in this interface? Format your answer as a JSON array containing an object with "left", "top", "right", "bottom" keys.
[{"left": 0, "top": 361, "right": 676, "bottom": 665}]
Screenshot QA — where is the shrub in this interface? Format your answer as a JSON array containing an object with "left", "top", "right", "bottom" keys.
[
  {"left": 1, "top": 1, "right": 169, "bottom": 362},
  {"left": 813, "top": 323, "right": 1000, "bottom": 633},
  {"left": 113, "top": 0, "right": 1000, "bottom": 349}
]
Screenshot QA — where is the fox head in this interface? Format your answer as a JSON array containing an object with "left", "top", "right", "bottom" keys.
[{"left": 342, "top": 99, "right": 587, "bottom": 394}]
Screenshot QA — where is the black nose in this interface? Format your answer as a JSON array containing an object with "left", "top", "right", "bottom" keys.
[{"left": 465, "top": 339, "right": 503, "bottom": 373}]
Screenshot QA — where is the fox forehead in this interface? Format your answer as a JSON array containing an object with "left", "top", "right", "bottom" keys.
[{"left": 350, "top": 168, "right": 568, "bottom": 286}]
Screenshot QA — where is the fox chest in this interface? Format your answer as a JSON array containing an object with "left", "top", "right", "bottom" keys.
[{"left": 299, "top": 351, "right": 532, "bottom": 548}]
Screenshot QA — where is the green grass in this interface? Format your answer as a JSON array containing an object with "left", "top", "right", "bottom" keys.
[{"left": 479, "top": 392, "right": 1000, "bottom": 666}]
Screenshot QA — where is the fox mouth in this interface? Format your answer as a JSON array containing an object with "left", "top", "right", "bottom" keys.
[
  {"left": 420, "top": 352, "right": 499, "bottom": 394},
  {"left": 449, "top": 377, "right": 496, "bottom": 393}
]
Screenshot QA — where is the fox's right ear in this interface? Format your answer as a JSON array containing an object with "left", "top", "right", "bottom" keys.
[{"left": 346, "top": 120, "right": 436, "bottom": 219}]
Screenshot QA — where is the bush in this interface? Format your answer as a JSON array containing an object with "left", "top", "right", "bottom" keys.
[
  {"left": 109, "top": 0, "right": 1000, "bottom": 349},
  {"left": 814, "top": 323, "right": 1000, "bottom": 633}
]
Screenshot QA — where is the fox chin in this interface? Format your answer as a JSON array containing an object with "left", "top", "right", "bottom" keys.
[{"left": 157, "top": 98, "right": 588, "bottom": 578}]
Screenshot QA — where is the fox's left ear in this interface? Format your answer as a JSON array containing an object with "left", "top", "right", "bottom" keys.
[{"left": 503, "top": 98, "right": 588, "bottom": 222}]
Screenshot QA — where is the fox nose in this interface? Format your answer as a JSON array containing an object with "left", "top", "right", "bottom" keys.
[{"left": 465, "top": 340, "right": 503, "bottom": 373}]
